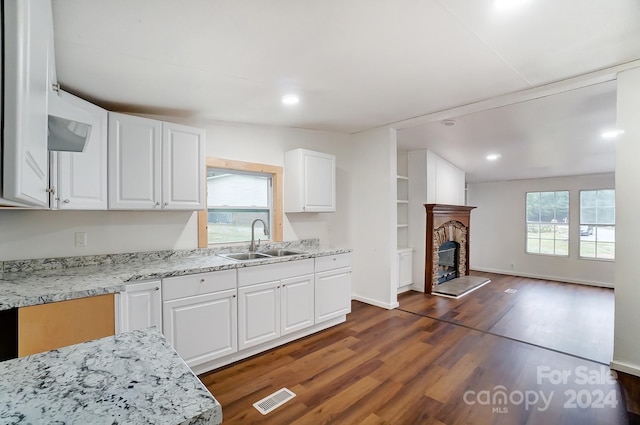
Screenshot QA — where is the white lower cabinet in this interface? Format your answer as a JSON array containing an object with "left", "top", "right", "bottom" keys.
[
  {"left": 238, "top": 280, "right": 280, "bottom": 350},
  {"left": 281, "top": 274, "right": 315, "bottom": 336},
  {"left": 116, "top": 280, "right": 162, "bottom": 334},
  {"left": 155, "top": 255, "right": 350, "bottom": 374},
  {"left": 162, "top": 270, "right": 237, "bottom": 369},
  {"left": 237, "top": 259, "right": 315, "bottom": 351},
  {"left": 397, "top": 249, "right": 413, "bottom": 288},
  {"left": 315, "top": 254, "right": 352, "bottom": 323}
]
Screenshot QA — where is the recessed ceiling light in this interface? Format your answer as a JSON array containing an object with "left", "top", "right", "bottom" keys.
[
  {"left": 601, "top": 129, "right": 625, "bottom": 139},
  {"left": 442, "top": 119, "right": 456, "bottom": 127},
  {"left": 494, "top": 0, "right": 532, "bottom": 12},
  {"left": 486, "top": 154, "right": 501, "bottom": 161},
  {"left": 282, "top": 94, "right": 300, "bottom": 105}
]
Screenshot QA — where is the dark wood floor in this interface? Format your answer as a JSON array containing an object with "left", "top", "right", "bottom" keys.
[
  {"left": 200, "top": 272, "right": 634, "bottom": 425},
  {"left": 400, "top": 271, "right": 615, "bottom": 364}
]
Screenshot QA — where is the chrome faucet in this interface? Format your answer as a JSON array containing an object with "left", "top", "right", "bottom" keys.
[{"left": 250, "top": 219, "right": 269, "bottom": 252}]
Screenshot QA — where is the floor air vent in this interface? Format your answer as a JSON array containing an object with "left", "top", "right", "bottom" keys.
[
  {"left": 504, "top": 288, "right": 517, "bottom": 293},
  {"left": 253, "top": 388, "right": 296, "bottom": 415}
]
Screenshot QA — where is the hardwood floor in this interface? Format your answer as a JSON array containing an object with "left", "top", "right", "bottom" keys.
[
  {"left": 399, "top": 271, "right": 615, "bottom": 364},
  {"left": 200, "top": 273, "right": 634, "bottom": 425}
]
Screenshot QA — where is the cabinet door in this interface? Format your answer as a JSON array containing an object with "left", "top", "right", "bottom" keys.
[
  {"left": 303, "top": 151, "right": 335, "bottom": 212},
  {"left": 238, "top": 280, "right": 280, "bottom": 350},
  {"left": 398, "top": 251, "right": 413, "bottom": 288},
  {"left": 117, "top": 280, "right": 162, "bottom": 334},
  {"left": 281, "top": 274, "right": 314, "bottom": 336},
  {"left": 162, "top": 122, "right": 205, "bottom": 210},
  {"left": 285, "top": 149, "right": 336, "bottom": 213},
  {"left": 55, "top": 92, "right": 108, "bottom": 210},
  {"left": 108, "top": 113, "right": 162, "bottom": 209},
  {"left": 163, "top": 289, "right": 237, "bottom": 368},
  {"left": 18, "top": 294, "right": 115, "bottom": 357},
  {"left": 2, "top": 0, "right": 51, "bottom": 207},
  {"left": 315, "top": 267, "right": 351, "bottom": 323}
]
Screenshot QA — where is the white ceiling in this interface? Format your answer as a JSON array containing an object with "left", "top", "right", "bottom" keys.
[
  {"left": 51, "top": 0, "right": 640, "bottom": 181},
  {"left": 397, "top": 80, "right": 617, "bottom": 182}
]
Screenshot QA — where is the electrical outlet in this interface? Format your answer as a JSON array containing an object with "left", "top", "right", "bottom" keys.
[{"left": 75, "top": 232, "right": 87, "bottom": 247}]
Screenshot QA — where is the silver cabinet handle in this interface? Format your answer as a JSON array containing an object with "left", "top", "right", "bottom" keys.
[
  {"left": 62, "top": 199, "right": 70, "bottom": 204},
  {"left": 154, "top": 202, "right": 160, "bottom": 207},
  {"left": 164, "top": 202, "right": 169, "bottom": 206},
  {"left": 155, "top": 287, "right": 160, "bottom": 291},
  {"left": 200, "top": 279, "right": 205, "bottom": 283}
]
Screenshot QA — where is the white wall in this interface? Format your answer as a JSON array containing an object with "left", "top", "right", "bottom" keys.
[
  {"left": 0, "top": 120, "right": 352, "bottom": 260},
  {"left": 407, "top": 150, "right": 466, "bottom": 291},
  {"left": 201, "top": 121, "right": 352, "bottom": 246},
  {"left": 0, "top": 210, "right": 197, "bottom": 260},
  {"left": 612, "top": 67, "right": 640, "bottom": 377},
  {"left": 349, "top": 127, "right": 398, "bottom": 309},
  {"left": 466, "top": 173, "right": 616, "bottom": 287}
]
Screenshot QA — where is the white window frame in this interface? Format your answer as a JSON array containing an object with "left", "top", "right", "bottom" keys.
[
  {"left": 525, "top": 190, "right": 570, "bottom": 257},
  {"left": 579, "top": 189, "right": 615, "bottom": 261}
]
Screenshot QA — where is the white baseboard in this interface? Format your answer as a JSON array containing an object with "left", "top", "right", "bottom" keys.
[
  {"left": 610, "top": 360, "right": 640, "bottom": 377},
  {"left": 470, "top": 267, "right": 614, "bottom": 288},
  {"left": 351, "top": 294, "right": 398, "bottom": 310},
  {"left": 397, "top": 285, "right": 412, "bottom": 294}
]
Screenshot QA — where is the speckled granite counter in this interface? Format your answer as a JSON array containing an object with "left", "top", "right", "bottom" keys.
[
  {"left": 0, "top": 327, "right": 221, "bottom": 424},
  {"left": 0, "top": 239, "right": 351, "bottom": 310}
]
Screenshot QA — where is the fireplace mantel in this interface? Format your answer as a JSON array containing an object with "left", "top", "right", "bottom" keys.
[{"left": 424, "top": 204, "right": 476, "bottom": 294}]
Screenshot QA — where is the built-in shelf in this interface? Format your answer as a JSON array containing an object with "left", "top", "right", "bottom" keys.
[{"left": 396, "top": 157, "right": 411, "bottom": 272}]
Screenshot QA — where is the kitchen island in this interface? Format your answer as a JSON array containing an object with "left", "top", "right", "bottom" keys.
[{"left": 0, "top": 328, "right": 222, "bottom": 424}]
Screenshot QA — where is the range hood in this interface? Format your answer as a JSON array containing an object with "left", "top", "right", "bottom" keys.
[{"left": 47, "top": 89, "right": 94, "bottom": 152}]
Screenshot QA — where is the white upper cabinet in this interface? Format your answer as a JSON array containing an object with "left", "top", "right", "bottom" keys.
[
  {"left": 284, "top": 148, "right": 336, "bottom": 213},
  {"left": 2, "top": 0, "right": 52, "bottom": 207},
  {"left": 52, "top": 91, "right": 108, "bottom": 210},
  {"left": 108, "top": 113, "right": 205, "bottom": 210},
  {"left": 162, "top": 122, "right": 206, "bottom": 210},
  {"left": 108, "top": 113, "right": 162, "bottom": 210}
]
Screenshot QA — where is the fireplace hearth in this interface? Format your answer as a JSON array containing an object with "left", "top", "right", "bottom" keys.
[{"left": 424, "top": 204, "right": 476, "bottom": 294}]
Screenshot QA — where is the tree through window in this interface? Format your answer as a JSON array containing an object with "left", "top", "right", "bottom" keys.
[{"left": 526, "top": 191, "right": 569, "bottom": 256}]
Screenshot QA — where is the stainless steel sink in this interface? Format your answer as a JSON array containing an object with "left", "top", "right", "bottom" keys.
[
  {"left": 219, "top": 252, "right": 271, "bottom": 261},
  {"left": 218, "top": 249, "right": 306, "bottom": 261},
  {"left": 259, "top": 249, "right": 305, "bottom": 257}
]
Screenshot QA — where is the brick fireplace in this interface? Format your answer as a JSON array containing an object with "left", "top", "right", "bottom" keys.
[{"left": 424, "top": 204, "right": 476, "bottom": 294}]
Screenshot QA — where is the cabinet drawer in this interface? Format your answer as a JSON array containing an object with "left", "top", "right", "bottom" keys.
[
  {"left": 237, "top": 259, "right": 314, "bottom": 287},
  {"left": 163, "top": 269, "right": 236, "bottom": 301},
  {"left": 315, "top": 253, "right": 351, "bottom": 273}
]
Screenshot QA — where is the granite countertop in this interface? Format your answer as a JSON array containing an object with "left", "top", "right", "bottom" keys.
[
  {"left": 0, "top": 240, "right": 351, "bottom": 310},
  {"left": 0, "top": 328, "right": 222, "bottom": 424}
]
